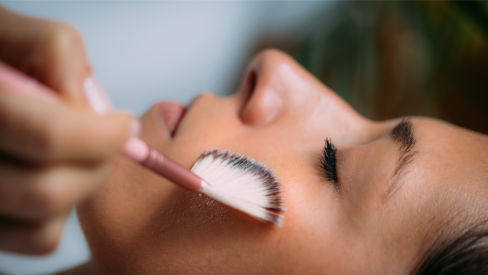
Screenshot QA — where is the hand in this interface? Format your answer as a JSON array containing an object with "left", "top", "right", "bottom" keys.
[{"left": 0, "top": 6, "right": 137, "bottom": 254}]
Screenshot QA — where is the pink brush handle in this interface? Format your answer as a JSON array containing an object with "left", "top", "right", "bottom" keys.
[
  {"left": 0, "top": 59, "right": 207, "bottom": 194},
  {"left": 124, "top": 138, "right": 207, "bottom": 193}
]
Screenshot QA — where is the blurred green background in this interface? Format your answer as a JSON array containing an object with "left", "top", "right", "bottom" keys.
[{"left": 259, "top": 1, "right": 488, "bottom": 134}]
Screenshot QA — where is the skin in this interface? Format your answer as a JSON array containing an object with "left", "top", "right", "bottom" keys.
[{"left": 75, "top": 50, "right": 488, "bottom": 275}]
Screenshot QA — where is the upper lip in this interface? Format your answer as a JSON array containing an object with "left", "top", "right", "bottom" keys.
[
  {"left": 155, "top": 102, "right": 186, "bottom": 137},
  {"left": 156, "top": 94, "right": 203, "bottom": 137}
]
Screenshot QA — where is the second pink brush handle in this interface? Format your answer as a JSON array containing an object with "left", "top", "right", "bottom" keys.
[
  {"left": 0, "top": 60, "right": 58, "bottom": 103},
  {"left": 0, "top": 60, "right": 207, "bottom": 194}
]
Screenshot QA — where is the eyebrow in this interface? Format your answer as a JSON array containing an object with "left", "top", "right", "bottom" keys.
[{"left": 386, "top": 118, "right": 417, "bottom": 199}]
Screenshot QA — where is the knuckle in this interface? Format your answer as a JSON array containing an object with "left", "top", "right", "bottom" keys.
[
  {"left": 28, "top": 221, "right": 64, "bottom": 254},
  {"left": 33, "top": 112, "right": 62, "bottom": 160},
  {"left": 27, "top": 170, "right": 69, "bottom": 218},
  {"left": 48, "top": 24, "right": 83, "bottom": 50}
]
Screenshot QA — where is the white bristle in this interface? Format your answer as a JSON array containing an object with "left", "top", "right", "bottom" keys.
[{"left": 191, "top": 150, "right": 285, "bottom": 227}]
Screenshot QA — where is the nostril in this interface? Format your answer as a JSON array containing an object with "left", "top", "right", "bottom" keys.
[
  {"left": 241, "top": 71, "right": 257, "bottom": 109},
  {"left": 239, "top": 67, "right": 283, "bottom": 126},
  {"left": 247, "top": 71, "right": 257, "bottom": 95}
]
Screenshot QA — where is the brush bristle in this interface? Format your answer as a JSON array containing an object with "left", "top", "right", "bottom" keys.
[{"left": 191, "top": 149, "right": 285, "bottom": 227}]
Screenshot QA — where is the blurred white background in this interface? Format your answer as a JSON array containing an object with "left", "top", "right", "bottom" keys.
[{"left": 0, "top": 1, "right": 334, "bottom": 274}]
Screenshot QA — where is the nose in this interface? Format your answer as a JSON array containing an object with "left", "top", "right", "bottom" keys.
[
  {"left": 237, "top": 49, "right": 377, "bottom": 147},
  {"left": 238, "top": 50, "right": 292, "bottom": 126}
]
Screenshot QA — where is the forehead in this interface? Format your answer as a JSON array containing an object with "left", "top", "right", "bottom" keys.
[
  {"left": 395, "top": 118, "right": 488, "bottom": 238},
  {"left": 413, "top": 119, "right": 488, "bottom": 176}
]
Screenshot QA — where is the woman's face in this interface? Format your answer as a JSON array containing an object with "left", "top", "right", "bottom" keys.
[{"left": 77, "top": 50, "right": 488, "bottom": 274}]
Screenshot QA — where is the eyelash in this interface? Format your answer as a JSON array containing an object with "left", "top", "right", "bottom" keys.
[{"left": 320, "top": 138, "right": 338, "bottom": 183}]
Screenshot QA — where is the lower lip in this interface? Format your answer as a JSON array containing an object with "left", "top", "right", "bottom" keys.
[{"left": 155, "top": 102, "right": 186, "bottom": 137}]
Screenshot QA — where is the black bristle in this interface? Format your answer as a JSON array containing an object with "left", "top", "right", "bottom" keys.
[{"left": 266, "top": 212, "right": 284, "bottom": 227}]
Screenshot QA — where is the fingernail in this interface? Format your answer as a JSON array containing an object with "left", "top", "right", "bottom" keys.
[
  {"left": 83, "top": 76, "right": 112, "bottom": 115},
  {"left": 123, "top": 137, "right": 148, "bottom": 162},
  {"left": 129, "top": 119, "right": 141, "bottom": 138}
]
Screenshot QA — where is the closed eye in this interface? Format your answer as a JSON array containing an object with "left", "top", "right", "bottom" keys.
[{"left": 320, "top": 138, "right": 338, "bottom": 184}]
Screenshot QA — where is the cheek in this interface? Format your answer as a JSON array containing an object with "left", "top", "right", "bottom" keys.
[
  {"left": 77, "top": 157, "right": 274, "bottom": 273},
  {"left": 273, "top": 164, "right": 370, "bottom": 273}
]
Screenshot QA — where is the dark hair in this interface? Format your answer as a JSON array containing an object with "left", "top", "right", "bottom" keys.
[{"left": 413, "top": 221, "right": 488, "bottom": 275}]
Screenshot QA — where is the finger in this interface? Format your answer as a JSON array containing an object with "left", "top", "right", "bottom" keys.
[
  {"left": 0, "top": 92, "right": 137, "bottom": 162},
  {"left": 0, "top": 7, "right": 91, "bottom": 107},
  {"left": 40, "top": 23, "right": 91, "bottom": 107},
  {"left": 0, "top": 213, "right": 68, "bottom": 255},
  {"left": 0, "top": 159, "right": 112, "bottom": 222}
]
